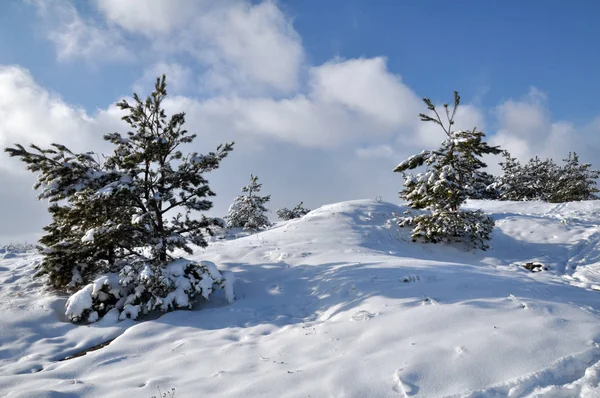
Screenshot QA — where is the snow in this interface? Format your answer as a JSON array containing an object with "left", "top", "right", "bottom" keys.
[
  {"left": 131, "top": 213, "right": 145, "bottom": 225},
  {"left": 64, "top": 285, "right": 93, "bottom": 319},
  {"left": 221, "top": 270, "right": 236, "bottom": 304},
  {"left": 64, "top": 274, "right": 121, "bottom": 321},
  {"left": 2, "top": 200, "right": 600, "bottom": 396},
  {"left": 119, "top": 304, "right": 140, "bottom": 321},
  {"left": 201, "top": 260, "right": 224, "bottom": 282},
  {"left": 138, "top": 264, "right": 153, "bottom": 281},
  {"left": 196, "top": 274, "right": 215, "bottom": 300}
]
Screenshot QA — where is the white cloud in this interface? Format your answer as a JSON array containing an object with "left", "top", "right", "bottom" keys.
[
  {"left": 31, "top": 0, "right": 132, "bottom": 63},
  {"left": 0, "top": 66, "right": 123, "bottom": 241},
  {"left": 134, "top": 62, "right": 193, "bottom": 94},
  {"left": 0, "top": 66, "right": 125, "bottom": 173},
  {"left": 189, "top": 1, "right": 304, "bottom": 94},
  {"left": 163, "top": 94, "right": 362, "bottom": 148},
  {"left": 488, "top": 87, "right": 594, "bottom": 163},
  {"left": 158, "top": 57, "right": 424, "bottom": 149},
  {"left": 90, "top": 0, "right": 304, "bottom": 95},
  {"left": 495, "top": 88, "right": 548, "bottom": 140},
  {"left": 311, "top": 57, "right": 421, "bottom": 128},
  {"left": 94, "top": 0, "right": 200, "bottom": 35},
  {"left": 0, "top": 66, "right": 91, "bottom": 154}
]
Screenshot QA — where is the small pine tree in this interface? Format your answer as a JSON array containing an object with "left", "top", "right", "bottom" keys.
[
  {"left": 466, "top": 171, "right": 499, "bottom": 200},
  {"left": 493, "top": 151, "right": 530, "bottom": 201},
  {"left": 553, "top": 152, "right": 600, "bottom": 202},
  {"left": 523, "top": 156, "right": 560, "bottom": 201},
  {"left": 226, "top": 175, "right": 271, "bottom": 230},
  {"left": 277, "top": 201, "right": 311, "bottom": 220},
  {"left": 393, "top": 91, "right": 501, "bottom": 250},
  {"left": 495, "top": 151, "right": 599, "bottom": 203},
  {"left": 7, "top": 75, "right": 236, "bottom": 322}
]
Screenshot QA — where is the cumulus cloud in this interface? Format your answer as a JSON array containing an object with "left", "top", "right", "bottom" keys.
[
  {"left": 35, "top": 0, "right": 305, "bottom": 95},
  {"left": 0, "top": 65, "right": 131, "bottom": 177},
  {"left": 93, "top": 0, "right": 200, "bottom": 35},
  {"left": 0, "top": 66, "right": 100, "bottom": 162},
  {"left": 489, "top": 87, "right": 598, "bottom": 164},
  {"left": 310, "top": 57, "right": 421, "bottom": 128},
  {"left": 30, "top": 0, "right": 132, "bottom": 63},
  {"left": 185, "top": 1, "right": 305, "bottom": 94},
  {"left": 0, "top": 56, "right": 421, "bottom": 167},
  {"left": 134, "top": 62, "right": 193, "bottom": 94},
  {"left": 156, "top": 57, "right": 424, "bottom": 149},
  {"left": 0, "top": 65, "right": 105, "bottom": 240}
]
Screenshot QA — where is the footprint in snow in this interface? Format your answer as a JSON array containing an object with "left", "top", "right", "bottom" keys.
[
  {"left": 393, "top": 369, "right": 419, "bottom": 396},
  {"left": 351, "top": 310, "right": 377, "bottom": 321}
]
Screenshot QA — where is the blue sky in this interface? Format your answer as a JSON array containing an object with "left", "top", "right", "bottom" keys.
[
  {"left": 1, "top": 0, "right": 599, "bottom": 242},
  {"left": 290, "top": 0, "right": 600, "bottom": 121}
]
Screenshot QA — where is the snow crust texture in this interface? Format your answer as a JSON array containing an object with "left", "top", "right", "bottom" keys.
[{"left": 2, "top": 200, "right": 600, "bottom": 397}]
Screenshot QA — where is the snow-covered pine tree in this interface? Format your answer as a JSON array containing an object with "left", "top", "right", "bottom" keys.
[
  {"left": 466, "top": 171, "right": 499, "bottom": 200},
  {"left": 7, "top": 75, "right": 237, "bottom": 322},
  {"left": 553, "top": 152, "right": 600, "bottom": 202},
  {"left": 393, "top": 91, "right": 502, "bottom": 250},
  {"left": 277, "top": 201, "right": 311, "bottom": 220},
  {"left": 102, "top": 75, "right": 234, "bottom": 262},
  {"left": 226, "top": 174, "right": 271, "bottom": 230},
  {"left": 4, "top": 144, "right": 138, "bottom": 290},
  {"left": 523, "top": 156, "right": 560, "bottom": 201},
  {"left": 493, "top": 151, "right": 530, "bottom": 201}
]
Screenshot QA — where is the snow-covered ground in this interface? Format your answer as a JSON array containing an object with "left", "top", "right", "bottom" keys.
[{"left": 2, "top": 199, "right": 600, "bottom": 397}]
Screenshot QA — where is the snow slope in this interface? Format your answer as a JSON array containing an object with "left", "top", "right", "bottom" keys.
[{"left": 2, "top": 200, "right": 600, "bottom": 397}]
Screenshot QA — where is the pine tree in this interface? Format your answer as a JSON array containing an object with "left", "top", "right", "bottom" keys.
[
  {"left": 466, "top": 171, "right": 499, "bottom": 200},
  {"left": 226, "top": 174, "right": 271, "bottom": 230},
  {"left": 393, "top": 91, "right": 501, "bottom": 250},
  {"left": 102, "top": 75, "right": 234, "bottom": 262},
  {"left": 277, "top": 201, "right": 311, "bottom": 220},
  {"left": 494, "top": 151, "right": 599, "bottom": 203},
  {"left": 493, "top": 151, "right": 530, "bottom": 201},
  {"left": 494, "top": 152, "right": 560, "bottom": 201},
  {"left": 523, "top": 156, "right": 559, "bottom": 201},
  {"left": 6, "top": 76, "right": 236, "bottom": 319},
  {"left": 553, "top": 152, "right": 600, "bottom": 202}
]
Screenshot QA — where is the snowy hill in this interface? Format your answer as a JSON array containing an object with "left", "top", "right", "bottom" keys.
[{"left": 2, "top": 200, "right": 600, "bottom": 397}]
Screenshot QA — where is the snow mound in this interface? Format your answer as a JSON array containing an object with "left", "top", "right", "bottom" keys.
[{"left": 2, "top": 199, "right": 600, "bottom": 397}]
